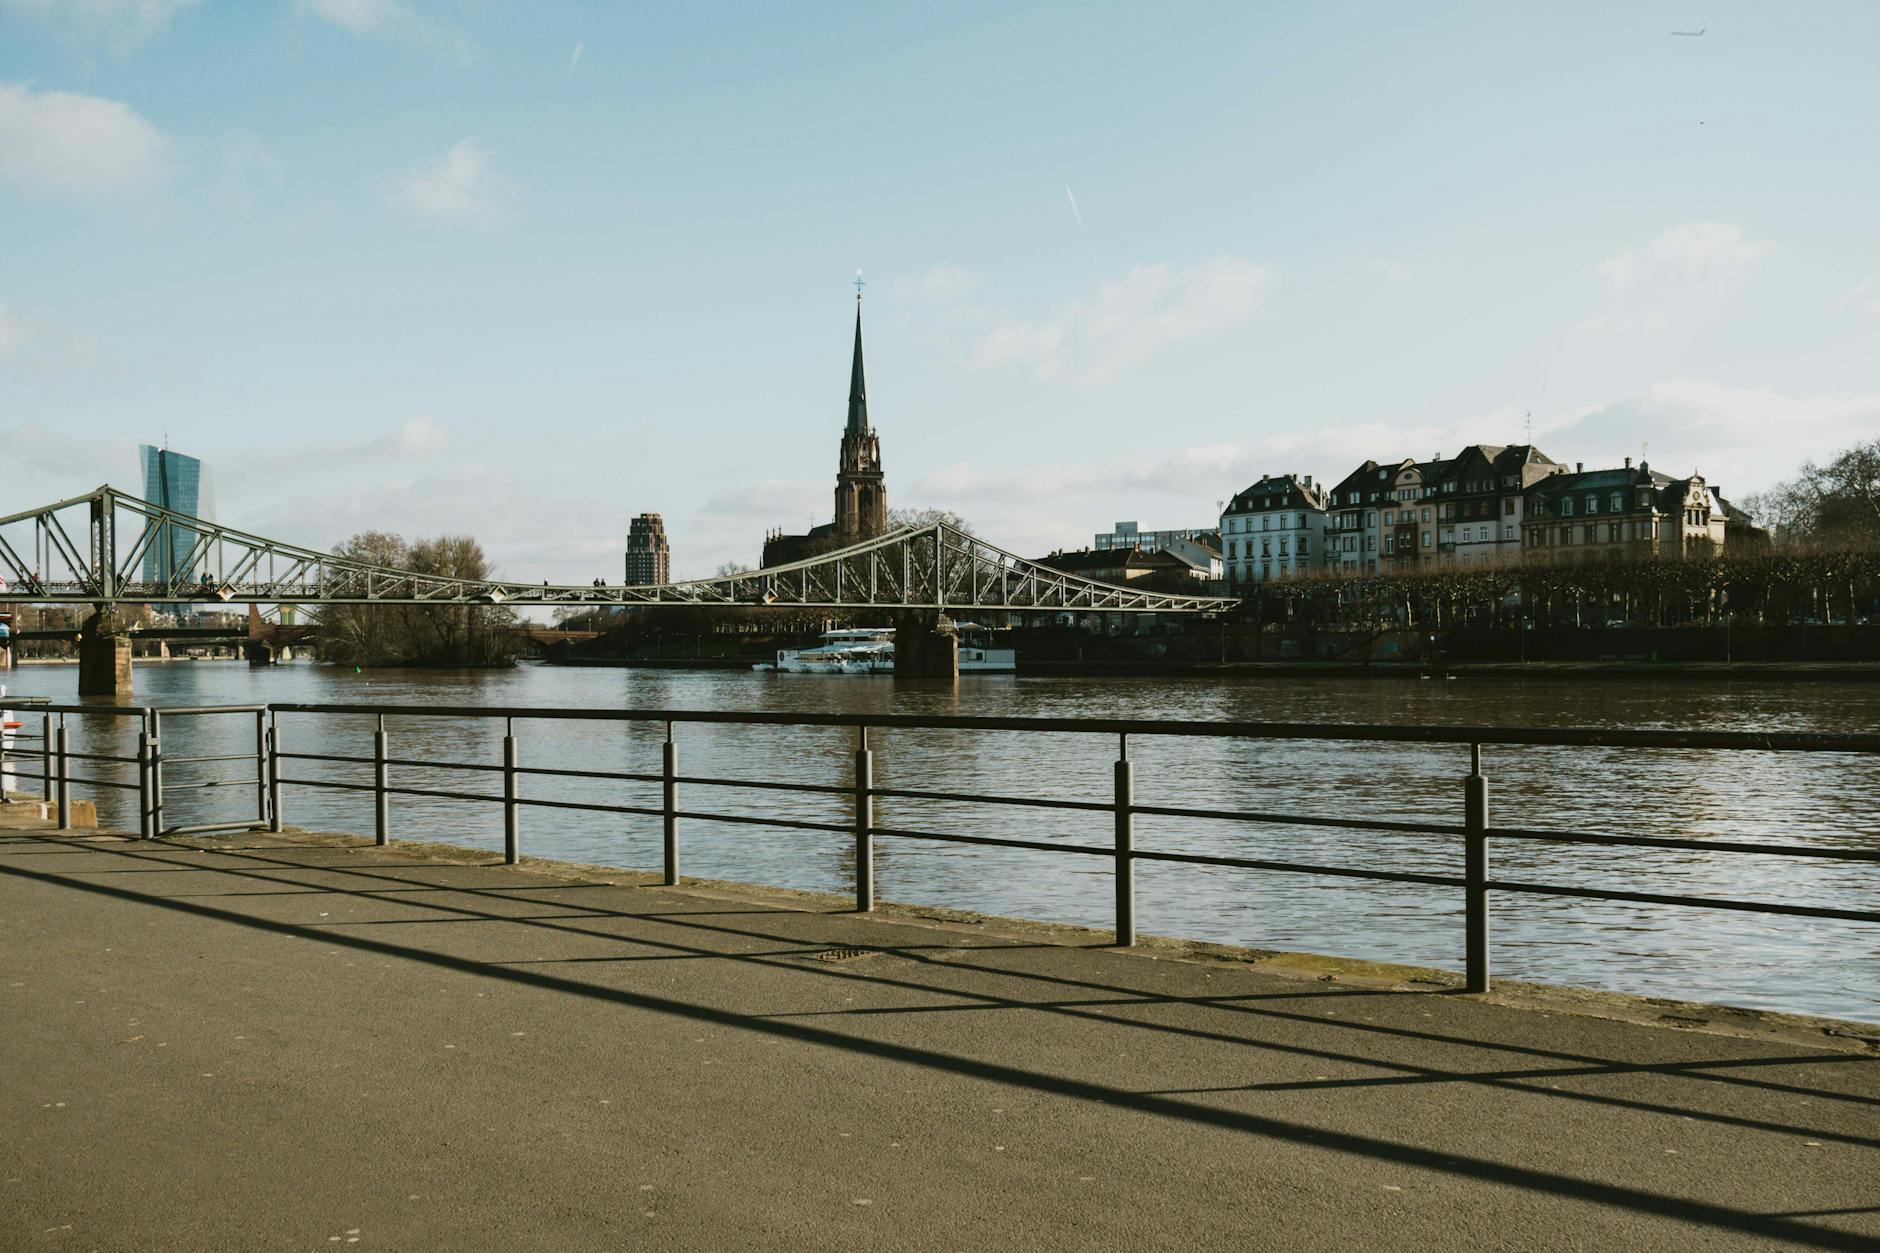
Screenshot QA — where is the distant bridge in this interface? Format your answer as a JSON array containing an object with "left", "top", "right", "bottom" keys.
[{"left": 0, "top": 486, "right": 1236, "bottom": 615}]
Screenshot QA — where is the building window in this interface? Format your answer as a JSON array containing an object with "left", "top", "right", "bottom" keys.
[
  {"left": 1561, "top": 499, "right": 1574, "bottom": 516},
  {"left": 1587, "top": 495, "right": 1600, "bottom": 514},
  {"left": 1384, "top": 536, "right": 1394, "bottom": 554},
  {"left": 1298, "top": 537, "right": 1308, "bottom": 554},
  {"left": 1609, "top": 492, "right": 1623, "bottom": 513},
  {"left": 1421, "top": 531, "right": 1431, "bottom": 548},
  {"left": 1503, "top": 499, "right": 1515, "bottom": 515},
  {"left": 1609, "top": 523, "right": 1621, "bottom": 543},
  {"left": 1227, "top": 541, "right": 1237, "bottom": 559}
]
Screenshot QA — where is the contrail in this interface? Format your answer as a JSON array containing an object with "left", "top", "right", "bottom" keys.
[
  {"left": 568, "top": 42, "right": 584, "bottom": 71},
  {"left": 1066, "top": 185, "right": 1103, "bottom": 283}
]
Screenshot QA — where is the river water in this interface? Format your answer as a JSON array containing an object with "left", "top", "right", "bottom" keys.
[{"left": 4, "top": 661, "right": 1877, "bottom": 1023}]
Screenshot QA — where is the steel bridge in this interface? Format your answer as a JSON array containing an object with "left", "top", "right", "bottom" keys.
[{"left": 0, "top": 486, "right": 1235, "bottom": 614}]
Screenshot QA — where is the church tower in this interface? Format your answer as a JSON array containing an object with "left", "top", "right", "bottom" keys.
[{"left": 833, "top": 290, "right": 887, "bottom": 540}]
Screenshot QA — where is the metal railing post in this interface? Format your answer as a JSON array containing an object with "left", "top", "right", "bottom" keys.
[
  {"left": 661, "top": 725, "right": 678, "bottom": 885},
  {"left": 253, "top": 711, "right": 268, "bottom": 829},
  {"left": 149, "top": 711, "right": 164, "bottom": 837},
  {"left": 854, "top": 726, "right": 874, "bottom": 912},
  {"left": 1115, "top": 736, "right": 1135, "bottom": 946},
  {"left": 40, "top": 712, "right": 53, "bottom": 803},
  {"left": 374, "top": 717, "right": 389, "bottom": 847},
  {"left": 1464, "top": 743, "right": 1490, "bottom": 993},
  {"left": 267, "top": 714, "right": 283, "bottom": 833},
  {"left": 55, "top": 718, "right": 70, "bottom": 829},
  {"left": 502, "top": 724, "right": 519, "bottom": 865},
  {"left": 137, "top": 724, "right": 155, "bottom": 840}
]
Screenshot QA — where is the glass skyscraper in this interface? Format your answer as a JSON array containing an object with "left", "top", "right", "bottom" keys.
[{"left": 139, "top": 445, "right": 214, "bottom": 614}]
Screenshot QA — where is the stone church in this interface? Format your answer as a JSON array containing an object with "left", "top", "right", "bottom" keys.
[{"left": 761, "top": 298, "right": 887, "bottom": 568}]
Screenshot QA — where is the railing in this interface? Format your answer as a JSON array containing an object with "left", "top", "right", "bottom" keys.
[
  {"left": 2, "top": 703, "right": 268, "bottom": 837},
  {"left": 7, "top": 700, "right": 1880, "bottom": 996}
]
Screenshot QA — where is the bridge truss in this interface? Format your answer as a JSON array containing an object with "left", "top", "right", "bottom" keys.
[{"left": 0, "top": 486, "right": 1236, "bottom": 614}]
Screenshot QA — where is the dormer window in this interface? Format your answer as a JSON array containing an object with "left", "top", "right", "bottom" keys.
[
  {"left": 1561, "top": 498, "right": 1574, "bottom": 516},
  {"left": 1586, "top": 495, "right": 1599, "bottom": 514}
]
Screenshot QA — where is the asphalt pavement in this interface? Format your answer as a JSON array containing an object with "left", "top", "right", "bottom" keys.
[{"left": 1, "top": 815, "right": 1876, "bottom": 1251}]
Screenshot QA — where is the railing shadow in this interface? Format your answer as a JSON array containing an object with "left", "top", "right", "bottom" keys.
[{"left": 1, "top": 831, "right": 1876, "bottom": 1249}]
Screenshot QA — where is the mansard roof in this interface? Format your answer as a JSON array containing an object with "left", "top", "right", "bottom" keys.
[{"left": 1226, "top": 473, "right": 1328, "bottom": 514}]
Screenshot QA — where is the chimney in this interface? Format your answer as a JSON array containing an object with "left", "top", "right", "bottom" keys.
[
  {"left": 1624, "top": 456, "right": 1632, "bottom": 470},
  {"left": 1303, "top": 475, "right": 1312, "bottom": 486},
  {"left": 1434, "top": 452, "right": 1442, "bottom": 461},
  {"left": 1576, "top": 462, "right": 1583, "bottom": 473}
]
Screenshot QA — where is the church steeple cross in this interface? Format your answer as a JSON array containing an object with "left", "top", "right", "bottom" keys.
[{"left": 854, "top": 269, "right": 865, "bottom": 302}]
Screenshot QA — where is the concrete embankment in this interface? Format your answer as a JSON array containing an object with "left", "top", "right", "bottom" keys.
[{"left": 1, "top": 810, "right": 1876, "bottom": 1250}]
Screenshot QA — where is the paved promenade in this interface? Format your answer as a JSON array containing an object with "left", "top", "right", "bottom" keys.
[{"left": 2, "top": 815, "right": 1876, "bottom": 1250}]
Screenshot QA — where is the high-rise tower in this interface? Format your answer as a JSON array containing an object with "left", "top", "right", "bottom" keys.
[
  {"left": 138, "top": 443, "right": 214, "bottom": 617},
  {"left": 833, "top": 297, "right": 886, "bottom": 540},
  {"left": 625, "top": 513, "right": 670, "bottom": 585}
]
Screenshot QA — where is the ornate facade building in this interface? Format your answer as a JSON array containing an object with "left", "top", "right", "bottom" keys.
[{"left": 763, "top": 298, "right": 887, "bottom": 568}]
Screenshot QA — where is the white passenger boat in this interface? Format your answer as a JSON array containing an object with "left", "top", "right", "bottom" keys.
[{"left": 754, "top": 627, "right": 1015, "bottom": 674}]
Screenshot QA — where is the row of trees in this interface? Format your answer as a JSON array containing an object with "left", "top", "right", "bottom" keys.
[
  {"left": 1245, "top": 548, "right": 1880, "bottom": 633},
  {"left": 314, "top": 533, "right": 519, "bottom": 667}
]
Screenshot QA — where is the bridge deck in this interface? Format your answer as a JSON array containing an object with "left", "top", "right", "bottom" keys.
[{"left": 0, "top": 814, "right": 1875, "bottom": 1250}]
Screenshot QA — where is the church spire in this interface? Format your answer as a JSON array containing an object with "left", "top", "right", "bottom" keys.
[{"left": 846, "top": 279, "right": 868, "bottom": 436}]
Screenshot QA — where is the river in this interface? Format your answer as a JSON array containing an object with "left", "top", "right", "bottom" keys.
[{"left": 4, "top": 660, "right": 1877, "bottom": 1023}]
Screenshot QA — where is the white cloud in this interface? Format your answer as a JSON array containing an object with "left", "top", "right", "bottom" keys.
[
  {"left": 1842, "top": 271, "right": 1880, "bottom": 318},
  {"left": 893, "top": 264, "right": 983, "bottom": 303},
  {"left": 899, "top": 378, "right": 1880, "bottom": 556},
  {"left": 0, "top": 82, "right": 169, "bottom": 197},
  {"left": 976, "top": 257, "right": 1271, "bottom": 385},
  {"left": 0, "top": 0, "right": 197, "bottom": 54},
  {"left": 391, "top": 139, "right": 503, "bottom": 221},
  {"left": 1542, "top": 379, "right": 1880, "bottom": 497},
  {"left": 298, "top": 0, "right": 470, "bottom": 58},
  {"left": 568, "top": 41, "right": 583, "bottom": 71},
  {"left": 1599, "top": 222, "right": 1772, "bottom": 294}
]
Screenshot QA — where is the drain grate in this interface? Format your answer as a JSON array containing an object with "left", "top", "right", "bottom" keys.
[{"left": 811, "top": 947, "right": 878, "bottom": 962}]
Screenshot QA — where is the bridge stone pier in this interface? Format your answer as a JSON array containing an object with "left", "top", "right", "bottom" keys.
[
  {"left": 894, "top": 610, "right": 959, "bottom": 678},
  {"left": 76, "top": 609, "right": 132, "bottom": 698}
]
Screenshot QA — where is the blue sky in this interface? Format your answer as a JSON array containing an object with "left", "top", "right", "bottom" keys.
[{"left": 3, "top": 0, "right": 1878, "bottom": 581}]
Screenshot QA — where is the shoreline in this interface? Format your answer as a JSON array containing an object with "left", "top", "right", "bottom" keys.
[{"left": 541, "top": 656, "right": 1880, "bottom": 680}]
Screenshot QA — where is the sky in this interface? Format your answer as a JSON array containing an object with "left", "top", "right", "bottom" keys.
[{"left": 3, "top": 1, "right": 1879, "bottom": 585}]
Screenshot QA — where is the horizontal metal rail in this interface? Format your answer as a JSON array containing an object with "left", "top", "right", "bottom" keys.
[
  {"left": 61, "top": 774, "right": 140, "bottom": 791},
  {"left": 1486, "top": 879, "right": 1880, "bottom": 924},
  {"left": 1486, "top": 824, "right": 1880, "bottom": 862},
  {"left": 266, "top": 702, "right": 1880, "bottom": 754}
]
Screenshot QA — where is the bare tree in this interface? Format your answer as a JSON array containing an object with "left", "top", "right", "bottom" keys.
[{"left": 313, "top": 532, "right": 519, "bottom": 666}]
